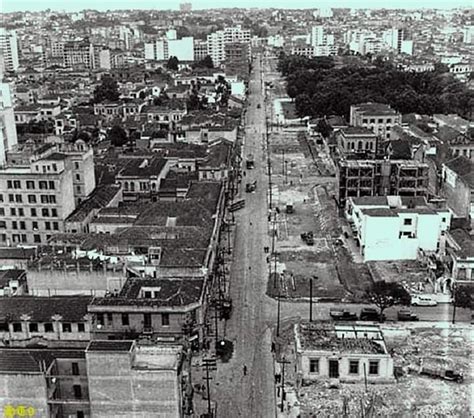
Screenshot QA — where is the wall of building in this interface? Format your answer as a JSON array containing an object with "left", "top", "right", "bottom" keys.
[
  {"left": 2, "top": 321, "right": 91, "bottom": 343},
  {"left": 299, "top": 351, "right": 394, "bottom": 384},
  {"left": 0, "top": 373, "right": 49, "bottom": 417},
  {"left": 441, "top": 167, "right": 471, "bottom": 219}
]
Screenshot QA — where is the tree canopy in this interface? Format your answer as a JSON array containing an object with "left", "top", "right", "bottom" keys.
[
  {"left": 93, "top": 75, "right": 120, "bottom": 103},
  {"left": 108, "top": 125, "right": 128, "bottom": 147},
  {"left": 167, "top": 56, "right": 179, "bottom": 71},
  {"left": 366, "top": 281, "right": 411, "bottom": 319},
  {"left": 192, "top": 55, "right": 214, "bottom": 69},
  {"left": 279, "top": 53, "right": 474, "bottom": 120}
]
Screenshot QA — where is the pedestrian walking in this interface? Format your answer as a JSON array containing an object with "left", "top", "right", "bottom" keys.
[{"left": 243, "top": 364, "right": 247, "bottom": 376}]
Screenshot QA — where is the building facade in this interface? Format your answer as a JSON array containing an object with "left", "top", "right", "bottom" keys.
[
  {"left": 0, "top": 28, "right": 19, "bottom": 72},
  {"left": 350, "top": 103, "right": 402, "bottom": 140}
]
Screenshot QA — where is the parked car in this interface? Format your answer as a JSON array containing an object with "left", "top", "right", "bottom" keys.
[
  {"left": 397, "top": 309, "right": 419, "bottom": 321},
  {"left": 329, "top": 308, "right": 358, "bottom": 321},
  {"left": 359, "top": 307, "right": 385, "bottom": 321},
  {"left": 419, "top": 366, "right": 463, "bottom": 383},
  {"left": 411, "top": 295, "right": 437, "bottom": 306},
  {"left": 300, "top": 231, "right": 314, "bottom": 245}
]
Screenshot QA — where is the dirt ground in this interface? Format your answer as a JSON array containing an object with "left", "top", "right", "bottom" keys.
[
  {"left": 266, "top": 129, "right": 374, "bottom": 301},
  {"left": 277, "top": 321, "right": 473, "bottom": 417}
]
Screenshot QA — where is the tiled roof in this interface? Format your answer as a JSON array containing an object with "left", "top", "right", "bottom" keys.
[
  {"left": 90, "top": 278, "right": 204, "bottom": 307},
  {"left": 0, "top": 349, "right": 85, "bottom": 373},
  {"left": 340, "top": 126, "right": 376, "bottom": 136},
  {"left": 449, "top": 229, "right": 474, "bottom": 258},
  {"left": 118, "top": 157, "right": 167, "bottom": 177},
  {"left": 0, "top": 248, "right": 36, "bottom": 260},
  {"left": 87, "top": 340, "right": 134, "bottom": 352},
  {"left": 352, "top": 102, "right": 399, "bottom": 116},
  {"left": 66, "top": 184, "right": 122, "bottom": 223},
  {"left": 0, "top": 296, "right": 93, "bottom": 322},
  {"left": 444, "top": 156, "right": 474, "bottom": 188}
]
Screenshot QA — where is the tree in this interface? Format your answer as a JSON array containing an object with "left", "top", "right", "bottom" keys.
[
  {"left": 452, "top": 284, "right": 474, "bottom": 324},
  {"left": 366, "top": 281, "right": 411, "bottom": 321},
  {"left": 167, "top": 56, "right": 179, "bottom": 71},
  {"left": 93, "top": 75, "right": 120, "bottom": 103},
  {"left": 199, "top": 55, "right": 214, "bottom": 69},
  {"left": 108, "top": 125, "right": 128, "bottom": 147},
  {"left": 316, "top": 119, "right": 333, "bottom": 138}
]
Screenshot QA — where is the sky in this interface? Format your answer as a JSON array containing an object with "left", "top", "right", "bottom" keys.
[{"left": 2, "top": 0, "right": 472, "bottom": 12}]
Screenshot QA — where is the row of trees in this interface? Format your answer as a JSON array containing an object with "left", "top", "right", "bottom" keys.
[{"left": 278, "top": 53, "right": 474, "bottom": 119}]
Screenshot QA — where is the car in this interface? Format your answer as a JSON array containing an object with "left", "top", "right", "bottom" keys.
[
  {"left": 411, "top": 295, "right": 437, "bottom": 306},
  {"left": 257, "top": 104, "right": 261, "bottom": 108},
  {"left": 397, "top": 309, "right": 419, "bottom": 321},
  {"left": 329, "top": 308, "right": 358, "bottom": 321},
  {"left": 359, "top": 307, "right": 385, "bottom": 321}
]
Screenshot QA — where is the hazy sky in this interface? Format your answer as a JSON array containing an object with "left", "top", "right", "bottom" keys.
[{"left": 2, "top": 0, "right": 472, "bottom": 12}]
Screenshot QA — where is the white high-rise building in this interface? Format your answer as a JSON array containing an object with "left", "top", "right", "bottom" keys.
[
  {"left": 310, "top": 26, "right": 334, "bottom": 48},
  {"left": 207, "top": 25, "right": 251, "bottom": 66},
  {"left": 0, "top": 83, "right": 18, "bottom": 166},
  {"left": 463, "top": 26, "right": 474, "bottom": 44},
  {"left": 144, "top": 37, "right": 194, "bottom": 61},
  {"left": 0, "top": 29, "right": 19, "bottom": 72}
]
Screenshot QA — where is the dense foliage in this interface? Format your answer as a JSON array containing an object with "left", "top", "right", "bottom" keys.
[
  {"left": 93, "top": 75, "right": 120, "bottom": 103},
  {"left": 366, "top": 280, "right": 411, "bottom": 320},
  {"left": 278, "top": 53, "right": 474, "bottom": 119}
]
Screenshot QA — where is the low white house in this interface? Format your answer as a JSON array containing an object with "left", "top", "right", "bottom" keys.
[
  {"left": 295, "top": 322, "right": 394, "bottom": 385},
  {"left": 346, "top": 196, "right": 451, "bottom": 262}
]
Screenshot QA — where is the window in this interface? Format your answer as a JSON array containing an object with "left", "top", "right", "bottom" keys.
[
  {"left": 386, "top": 118, "right": 392, "bottom": 123},
  {"left": 0, "top": 221, "right": 6, "bottom": 229},
  {"left": 53, "top": 222, "right": 59, "bottom": 231},
  {"left": 51, "top": 209, "right": 58, "bottom": 217},
  {"left": 28, "top": 194, "right": 36, "bottom": 203},
  {"left": 74, "top": 162, "right": 80, "bottom": 170},
  {"left": 73, "top": 385, "right": 82, "bottom": 399},
  {"left": 0, "top": 194, "right": 3, "bottom": 202},
  {"left": 31, "top": 208, "right": 37, "bottom": 217},
  {"left": 62, "top": 323, "right": 72, "bottom": 332},
  {"left": 13, "top": 323, "right": 22, "bottom": 332},
  {"left": 309, "top": 358, "right": 319, "bottom": 373},
  {"left": 369, "top": 360, "right": 379, "bottom": 375},
  {"left": 7, "top": 180, "right": 12, "bottom": 189},
  {"left": 49, "top": 181, "right": 55, "bottom": 190},
  {"left": 362, "top": 118, "right": 368, "bottom": 124},
  {"left": 144, "top": 291, "right": 152, "bottom": 298},
  {"left": 41, "top": 195, "right": 48, "bottom": 204},
  {"left": 10, "top": 208, "right": 16, "bottom": 216},
  {"left": 45, "top": 221, "right": 51, "bottom": 230},
  {"left": 26, "top": 180, "right": 35, "bottom": 189},
  {"left": 13, "top": 180, "right": 21, "bottom": 188},
  {"left": 12, "top": 221, "right": 17, "bottom": 230},
  {"left": 403, "top": 218, "right": 412, "bottom": 226},
  {"left": 442, "top": 217, "right": 446, "bottom": 223},
  {"left": 122, "top": 314, "right": 129, "bottom": 326},
  {"left": 378, "top": 118, "right": 383, "bottom": 123},
  {"left": 52, "top": 164, "right": 57, "bottom": 172},
  {"left": 44, "top": 323, "right": 54, "bottom": 332},
  {"left": 39, "top": 181, "right": 47, "bottom": 190},
  {"left": 21, "top": 234, "right": 27, "bottom": 243},
  {"left": 32, "top": 221, "right": 39, "bottom": 230},
  {"left": 8, "top": 194, "right": 14, "bottom": 202},
  {"left": 29, "top": 323, "right": 38, "bottom": 332},
  {"left": 15, "top": 194, "right": 22, "bottom": 203},
  {"left": 18, "top": 208, "right": 24, "bottom": 216},
  {"left": 161, "top": 313, "right": 170, "bottom": 326},
  {"left": 77, "top": 323, "right": 85, "bottom": 332},
  {"left": 72, "top": 362, "right": 80, "bottom": 375},
  {"left": 369, "top": 118, "right": 375, "bottom": 123},
  {"left": 42, "top": 208, "right": 49, "bottom": 217},
  {"left": 349, "top": 360, "right": 359, "bottom": 374},
  {"left": 75, "top": 174, "right": 81, "bottom": 181},
  {"left": 107, "top": 313, "right": 113, "bottom": 323},
  {"left": 19, "top": 221, "right": 26, "bottom": 230},
  {"left": 77, "top": 411, "right": 84, "bottom": 418},
  {"left": 50, "top": 195, "right": 56, "bottom": 204},
  {"left": 34, "top": 235, "right": 41, "bottom": 243},
  {"left": 0, "top": 208, "right": 3, "bottom": 216}
]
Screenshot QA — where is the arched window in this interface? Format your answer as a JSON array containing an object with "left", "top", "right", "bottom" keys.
[
  {"left": 124, "top": 182, "right": 129, "bottom": 191},
  {"left": 130, "top": 182, "right": 135, "bottom": 192}
]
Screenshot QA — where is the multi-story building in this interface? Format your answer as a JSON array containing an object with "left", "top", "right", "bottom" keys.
[
  {"left": 0, "top": 83, "right": 18, "bottom": 166},
  {"left": 0, "top": 28, "right": 19, "bottom": 72},
  {"left": 383, "top": 27, "right": 412, "bottom": 54},
  {"left": 349, "top": 103, "right": 402, "bottom": 140},
  {"left": 63, "top": 39, "right": 95, "bottom": 69},
  {"left": 144, "top": 36, "right": 194, "bottom": 62},
  {"left": 345, "top": 195, "right": 450, "bottom": 261},
  {"left": 207, "top": 26, "right": 251, "bottom": 66},
  {"left": 441, "top": 156, "right": 474, "bottom": 225},
  {"left": 0, "top": 342, "right": 183, "bottom": 418},
  {"left": 337, "top": 159, "right": 429, "bottom": 207},
  {"left": 336, "top": 126, "right": 378, "bottom": 157},
  {"left": 194, "top": 40, "right": 209, "bottom": 62},
  {"left": 310, "top": 25, "right": 334, "bottom": 48},
  {"left": 0, "top": 156, "right": 75, "bottom": 245},
  {"left": 180, "top": 2, "right": 192, "bottom": 11},
  {"left": 224, "top": 42, "right": 250, "bottom": 66}
]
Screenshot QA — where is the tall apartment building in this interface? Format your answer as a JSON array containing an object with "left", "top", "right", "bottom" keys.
[
  {"left": 194, "top": 40, "right": 209, "bottom": 61},
  {"left": 0, "top": 143, "right": 95, "bottom": 245},
  {"left": 0, "top": 83, "right": 18, "bottom": 166},
  {"left": 383, "top": 28, "right": 413, "bottom": 55},
  {"left": 0, "top": 28, "right": 19, "bottom": 72},
  {"left": 207, "top": 25, "right": 251, "bottom": 66},
  {"left": 337, "top": 159, "right": 429, "bottom": 207},
  {"left": 144, "top": 36, "right": 194, "bottom": 61},
  {"left": 180, "top": 2, "right": 192, "bottom": 11},
  {"left": 63, "top": 39, "right": 95, "bottom": 69},
  {"left": 224, "top": 42, "right": 250, "bottom": 65},
  {"left": 350, "top": 103, "right": 402, "bottom": 140}
]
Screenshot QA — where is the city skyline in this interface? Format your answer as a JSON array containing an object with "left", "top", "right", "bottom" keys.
[{"left": 2, "top": 0, "right": 473, "bottom": 12}]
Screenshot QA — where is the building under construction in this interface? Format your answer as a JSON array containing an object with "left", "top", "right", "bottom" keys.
[{"left": 337, "top": 159, "right": 429, "bottom": 207}]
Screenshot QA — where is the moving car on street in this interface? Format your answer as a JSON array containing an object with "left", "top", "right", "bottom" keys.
[
  {"left": 330, "top": 308, "right": 358, "bottom": 321},
  {"left": 359, "top": 307, "right": 386, "bottom": 321},
  {"left": 397, "top": 309, "right": 419, "bottom": 321}
]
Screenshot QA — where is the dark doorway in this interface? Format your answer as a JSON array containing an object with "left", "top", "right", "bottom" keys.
[{"left": 329, "top": 360, "right": 339, "bottom": 378}]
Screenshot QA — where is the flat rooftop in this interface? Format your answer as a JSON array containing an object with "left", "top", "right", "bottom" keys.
[{"left": 87, "top": 340, "right": 134, "bottom": 352}]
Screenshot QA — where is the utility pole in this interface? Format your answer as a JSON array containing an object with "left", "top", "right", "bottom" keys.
[
  {"left": 309, "top": 277, "right": 313, "bottom": 322},
  {"left": 282, "top": 149, "right": 285, "bottom": 181},
  {"left": 276, "top": 288, "right": 281, "bottom": 337},
  {"left": 272, "top": 211, "right": 277, "bottom": 288},
  {"left": 202, "top": 358, "right": 217, "bottom": 417},
  {"left": 214, "top": 307, "right": 219, "bottom": 350},
  {"left": 278, "top": 358, "right": 291, "bottom": 412}
]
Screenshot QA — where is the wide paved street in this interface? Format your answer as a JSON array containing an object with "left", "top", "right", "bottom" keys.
[{"left": 211, "top": 54, "right": 277, "bottom": 418}]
